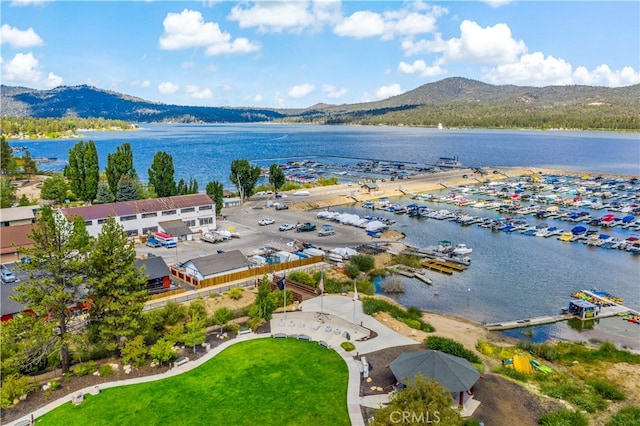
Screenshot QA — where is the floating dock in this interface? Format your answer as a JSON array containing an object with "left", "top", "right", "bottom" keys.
[
  {"left": 420, "top": 260, "right": 454, "bottom": 275},
  {"left": 484, "top": 289, "right": 637, "bottom": 331}
]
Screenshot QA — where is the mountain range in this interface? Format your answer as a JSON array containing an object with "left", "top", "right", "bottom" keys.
[{"left": 2, "top": 77, "right": 639, "bottom": 128}]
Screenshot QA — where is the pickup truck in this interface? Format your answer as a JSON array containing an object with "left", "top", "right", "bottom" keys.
[{"left": 296, "top": 223, "right": 316, "bottom": 232}]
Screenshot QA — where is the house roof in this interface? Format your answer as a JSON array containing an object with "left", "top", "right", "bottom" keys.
[
  {"left": 0, "top": 279, "right": 26, "bottom": 317},
  {"left": 0, "top": 206, "right": 39, "bottom": 223},
  {"left": 60, "top": 194, "right": 214, "bottom": 221},
  {"left": 189, "top": 250, "right": 249, "bottom": 277},
  {"left": 159, "top": 219, "right": 193, "bottom": 237},
  {"left": 0, "top": 224, "right": 36, "bottom": 255},
  {"left": 136, "top": 256, "right": 170, "bottom": 281},
  {"left": 389, "top": 350, "right": 480, "bottom": 392},
  {"left": 362, "top": 183, "right": 379, "bottom": 189},
  {"left": 570, "top": 299, "right": 596, "bottom": 309}
]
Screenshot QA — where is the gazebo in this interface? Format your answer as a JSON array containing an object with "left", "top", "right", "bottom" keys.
[{"left": 389, "top": 350, "right": 481, "bottom": 409}]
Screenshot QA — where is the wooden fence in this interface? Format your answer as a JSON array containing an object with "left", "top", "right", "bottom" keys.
[
  {"left": 169, "top": 255, "right": 324, "bottom": 289},
  {"left": 150, "top": 288, "right": 185, "bottom": 300}
]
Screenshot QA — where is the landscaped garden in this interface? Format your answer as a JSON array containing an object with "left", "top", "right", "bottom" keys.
[{"left": 37, "top": 338, "right": 350, "bottom": 425}]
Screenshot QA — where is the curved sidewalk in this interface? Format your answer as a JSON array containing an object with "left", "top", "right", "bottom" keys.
[{"left": 7, "top": 295, "right": 415, "bottom": 426}]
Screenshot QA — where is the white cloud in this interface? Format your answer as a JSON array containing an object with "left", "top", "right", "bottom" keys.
[
  {"left": 573, "top": 65, "right": 640, "bottom": 87},
  {"left": 0, "top": 24, "right": 43, "bottom": 48},
  {"left": 158, "top": 81, "right": 179, "bottom": 94},
  {"left": 2, "top": 52, "right": 42, "bottom": 83},
  {"left": 44, "top": 71, "right": 62, "bottom": 88},
  {"left": 252, "top": 94, "right": 263, "bottom": 103},
  {"left": 287, "top": 83, "right": 315, "bottom": 98},
  {"left": 159, "top": 9, "right": 260, "bottom": 55},
  {"left": 335, "top": 3, "right": 446, "bottom": 40},
  {"left": 374, "top": 83, "right": 402, "bottom": 99},
  {"left": 482, "top": 52, "right": 573, "bottom": 86},
  {"left": 10, "top": 0, "right": 50, "bottom": 6},
  {"left": 186, "top": 84, "right": 213, "bottom": 99},
  {"left": 481, "top": 0, "right": 513, "bottom": 8},
  {"left": 417, "top": 20, "right": 526, "bottom": 65},
  {"left": 228, "top": 0, "right": 341, "bottom": 33},
  {"left": 141, "top": 80, "right": 151, "bottom": 88},
  {"left": 398, "top": 60, "right": 445, "bottom": 78},
  {"left": 334, "top": 11, "right": 385, "bottom": 39},
  {"left": 322, "top": 84, "right": 347, "bottom": 99},
  {"left": 182, "top": 61, "right": 195, "bottom": 69}
]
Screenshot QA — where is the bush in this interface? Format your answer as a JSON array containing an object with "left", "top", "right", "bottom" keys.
[
  {"left": 0, "top": 374, "right": 35, "bottom": 408},
  {"left": 340, "top": 342, "right": 356, "bottom": 352},
  {"left": 48, "top": 379, "right": 61, "bottom": 391},
  {"left": 227, "top": 287, "right": 243, "bottom": 300},
  {"left": 362, "top": 297, "right": 434, "bottom": 332},
  {"left": 99, "top": 365, "right": 115, "bottom": 377},
  {"left": 74, "top": 361, "right": 97, "bottom": 376},
  {"left": 121, "top": 335, "right": 148, "bottom": 367},
  {"left": 349, "top": 254, "right": 375, "bottom": 273},
  {"left": 538, "top": 408, "right": 588, "bottom": 426},
  {"left": 425, "top": 336, "right": 481, "bottom": 364},
  {"left": 606, "top": 405, "right": 640, "bottom": 426},
  {"left": 587, "top": 379, "right": 626, "bottom": 401}
]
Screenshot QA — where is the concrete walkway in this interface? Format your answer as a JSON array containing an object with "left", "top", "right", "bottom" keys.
[{"left": 7, "top": 295, "right": 417, "bottom": 426}]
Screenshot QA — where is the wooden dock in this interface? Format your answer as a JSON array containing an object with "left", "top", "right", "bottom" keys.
[
  {"left": 484, "top": 289, "right": 637, "bottom": 331},
  {"left": 420, "top": 260, "right": 454, "bottom": 275}
]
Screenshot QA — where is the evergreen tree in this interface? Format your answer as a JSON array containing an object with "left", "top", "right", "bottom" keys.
[
  {"left": 148, "top": 151, "right": 177, "bottom": 197},
  {"left": 205, "top": 180, "right": 224, "bottom": 216},
  {"left": 229, "top": 159, "right": 261, "bottom": 203},
  {"left": 252, "top": 275, "right": 276, "bottom": 321},
  {"left": 65, "top": 140, "right": 99, "bottom": 202},
  {"left": 39, "top": 174, "right": 69, "bottom": 204},
  {"left": 11, "top": 206, "right": 91, "bottom": 373},
  {"left": 17, "top": 194, "right": 33, "bottom": 206},
  {"left": 269, "top": 164, "right": 286, "bottom": 193},
  {"left": 94, "top": 181, "right": 114, "bottom": 204},
  {"left": 1, "top": 136, "right": 13, "bottom": 174},
  {"left": 115, "top": 174, "right": 139, "bottom": 201},
  {"left": 105, "top": 142, "right": 137, "bottom": 197},
  {"left": 188, "top": 177, "right": 198, "bottom": 194},
  {"left": 87, "top": 217, "right": 149, "bottom": 352},
  {"left": 0, "top": 176, "right": 16, "bottom": 208}
]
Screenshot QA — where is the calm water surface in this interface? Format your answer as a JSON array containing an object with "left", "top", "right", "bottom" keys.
[{"left": 11, "top": 124, "right": 640, "bottom": 347}]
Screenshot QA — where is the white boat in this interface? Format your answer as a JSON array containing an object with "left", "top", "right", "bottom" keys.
[{"left": 452, "top": 243, "right": 473, "bottom": 255}]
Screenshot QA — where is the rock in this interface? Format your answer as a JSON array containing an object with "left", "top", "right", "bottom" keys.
[{"left": 42, "top": 384, "right": 50, "bottom": 391}]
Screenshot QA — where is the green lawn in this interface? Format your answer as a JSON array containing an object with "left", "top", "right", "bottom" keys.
[{"left": 38, "top": 338, "right": 350, "bottom": 426}]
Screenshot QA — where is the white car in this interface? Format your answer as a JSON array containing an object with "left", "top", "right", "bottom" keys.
[
  {"left": 259, "top": 218, "right": 275, "bottom": 226},
  {"left": 279, "top": 223, "right": 295, "bottom": 231},
  {"left": 1, "top": 268, "right": 17, "bottom": 283}
]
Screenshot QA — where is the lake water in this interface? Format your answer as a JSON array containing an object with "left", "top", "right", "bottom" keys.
[{"left": 11, "top": 124, "right": 640, "bottom": 347}]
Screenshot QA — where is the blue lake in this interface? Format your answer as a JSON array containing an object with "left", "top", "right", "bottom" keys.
[{"left": 10, "top": 124, "right": 640, "bottom": 347}]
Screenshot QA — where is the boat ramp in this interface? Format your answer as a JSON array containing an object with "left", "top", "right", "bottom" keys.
[{"left": 484, "top": 289, "right": 636, "bottom": 331}]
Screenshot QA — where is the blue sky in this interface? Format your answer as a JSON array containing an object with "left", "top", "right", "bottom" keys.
[{"left": 1, "top": 1, "right": 639, "bottom": 108}]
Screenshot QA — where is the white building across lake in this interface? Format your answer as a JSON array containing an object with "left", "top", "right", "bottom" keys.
[{"left": 60, "top": 194, "right": 216, "bottom": 238}]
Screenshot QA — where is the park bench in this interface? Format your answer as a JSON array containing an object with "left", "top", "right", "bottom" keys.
[
  {"left": 238, "top": 327, "right": 252, "bottom": 335},
  {"left": 175, "top": 357, "right": 189, "bottom": 367}
]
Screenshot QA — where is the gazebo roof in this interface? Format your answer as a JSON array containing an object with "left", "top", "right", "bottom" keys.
[{"left": 389, "top": 350, "right": 480, "bottom": 392}]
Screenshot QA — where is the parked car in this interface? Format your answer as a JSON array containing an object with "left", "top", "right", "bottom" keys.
[
  {"left": 1, "top": 268, "right": 17, "bottom": 283},
  {"left": 318, "top": 227, "right": 335, "bottom": 236},
  {"left": 279, "top": 223, "right": 295, "bottom": 231},
  {"left": 259, "top": 218, "right": 275, "bottom": 226},
  {"left": 296, "top": 223, "right": 316, "bottom": 232},
  {"left": 163, "top": 241, "right": 177, "bottom": 249},
  {"left": 146, "top": 237, "right": 162, "bottom": 248},
  {"left": 274, "top": 203, "right": 289, "bottom": 210}
]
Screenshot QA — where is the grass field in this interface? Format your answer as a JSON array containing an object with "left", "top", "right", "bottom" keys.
[{"left": 38, "top": 338, "right": 350, "bottom": 426}]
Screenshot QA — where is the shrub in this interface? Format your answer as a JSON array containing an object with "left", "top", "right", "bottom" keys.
[
  {"left": 362, "top": 297, "right": 434, "bottom": 332},
  {"left": 99, "top": 365, "right": 115, "bottom": 377},
  {"left": 340, "top": 342, "right": 356, "bottom": 352},
  {"left": 538, "top": 408, "right": 588, "bottom": 426},
  {"left": 425, "top": 336, "right": 481, "bottom": 364},
  {"left": 606, "top": 405, "right": 640, "bottom": 426},
  {"left": 74, "top": 361, "right": 97, "bottom": 376},
  {"left": 121, "top": 335, "right": 148, "bottom": 367},
  {"left": 48, "top": 379, "right": 61, "bottom": 391},
  {"left": 349, "top": 254, "right": 375, "bottom": 273},
  {"left": 587, "top": 379, "right": 626, "bottom": 401},
  {"left": 0, "top": 374, "right": 35, "bottom": 408},
  {"left": 227, "top": 287, "right": 243, "bottom": 300}
]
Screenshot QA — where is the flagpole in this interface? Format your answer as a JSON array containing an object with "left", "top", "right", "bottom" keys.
[
  {"left": 283, "top": 274, "right": 286, "bottom": 320},
  {"left": 320, "top": 272, "right": 324, "bottom": 317},
  {"left": 353, "top": 279, "right": 358, "bottom": 334}
]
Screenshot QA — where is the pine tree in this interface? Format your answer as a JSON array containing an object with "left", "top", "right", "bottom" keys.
[
  {"left": 94, "top": 181, "right": 114, "bottom": 204},
  {"left": 0, "top": 176, "right": 16, "bottom": 208},
  {"left": 116, "top": 174, "right": 139, "bottom": 201},
  {"left": 87, "top": 217, "right": 149, "bottom": 352},
  {"left": 0, "top": 136, "right": 13, "bottom": 174},
  {"left": 11, "top": 206, "right": 90, "bottom": 373},
  {"left": 148, "top": 151, "right": 177, "bottom": 197}
]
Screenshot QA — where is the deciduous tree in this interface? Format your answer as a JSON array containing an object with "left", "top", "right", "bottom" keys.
[
  {"left": 229, "top": 159, "right": 260, "bottom": 203},
  {"left": 148, "top": 151, "right": 177, "bottom": 197},
  {"left": 39, "top": 174, "right": 69, "bottom": 204},
  {"left": 87, "top": 217, "right": 149, "bottom": 352},
  {"left": 205, "top": 180, "right": 224, "bottom": 215},
  {"left": 11, "top": 206, "right": 91, "bottom": 373},
  {"left": 65, "top": 140, "right": 99, "bottom": 202},
  {"left": 106, "top": 142, "right": 137, "bottom": 197},
  {"left": 269, "top": 164, "right": 286, "bottom": 193}
]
